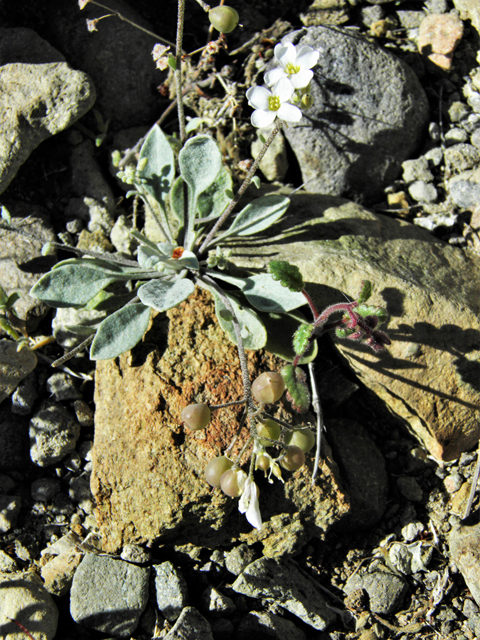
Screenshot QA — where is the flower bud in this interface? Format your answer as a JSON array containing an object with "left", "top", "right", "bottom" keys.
[{"left": 208, "top": 6, "right": 239, "bottom": 33}]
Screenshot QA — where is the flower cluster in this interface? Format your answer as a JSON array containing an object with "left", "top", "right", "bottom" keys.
[{"left": 246, "top": 42, "right": 319, "bottom": 128}]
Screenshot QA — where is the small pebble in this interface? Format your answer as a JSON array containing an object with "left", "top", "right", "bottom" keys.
[
  {"left": 444, "top": 143, "right": 480, "bottom": 173},
  {"left": 46, "top": 372, "right": 82, "bottom": 402},
  {"left": 444, "top": 473, "right": 463, "bottom": 493},
  {"left": 402, "top": 157, "right": 434, "bottom": 184},
  {"left": 31, "top": 478, "right": 61, "bottom": 502},
  {"left": 445, "top": 127, "right": 468, "bottom": 145},
  {"left": 401, "top": 521, "right": 424, "bottom": 542},
  {"left": 397, "top": 476, "right": 423, "bottom": 502},
  {"left": 155, "top": 561, "right": 189, "bottom": 621},
  {"left": 11, "top": 371, "right": 38, "bottom": 415},
  {"left": 418, "top": 13, "right": 464, "bottom": 70},
  {"left": 0, "top": 494, "right": 22, "bottom": 532},
  {"left": 201, "top": 585, "right": 236, "bottom": 617},
  {"left": 424, "top": 146, "right": 443, "bottom": 166},
  {"left": 121, "top": 544, "right": 151, "bottom": 564},
  {"left": 449, "top": 180, "right": 480, "bottom": 208},
  {"left": 225, "top": 544, "right": 258, "bottom": 576},
  {"left": 73, "top": 399, "right": 95, "bottom": 427},
  {"left": 408, "top": 180, "right": 438, "bottom": 203}
]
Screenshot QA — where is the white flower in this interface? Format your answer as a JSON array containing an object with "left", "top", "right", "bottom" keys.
[
  {"left": 238, "top": 478, "right": 262, "bottom": 530},
  {"left": 264, "top": 43, "right": 319, "bottom": 90},
  {"left": 246, "top": 78, "right": 302, "bottom": 128}
]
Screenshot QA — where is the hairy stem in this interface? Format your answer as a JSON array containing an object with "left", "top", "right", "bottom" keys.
[
  {"left": 198, "top": 119, "right": 284, "bottom": 254},
  {"left": 175, "top": 0, "right": 187, "bottom": 145}
]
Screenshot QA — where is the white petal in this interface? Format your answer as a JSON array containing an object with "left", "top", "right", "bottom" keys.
[
  {"left": 291, "top": 69, "right": 314, "bottom": 89},
  {"left": 251, "top": 109, "right": 276, "bottom": 128},
  {"left": 274, "top": 43, "right": 290, "bottom": 65},
  {"left": 277, "top": 102, "right": 303, "bottom": 123},
  {"left": 296, "top": 47, "right": 320, "bottom": 70},
  {"left": 264, "top": 67, "right": 286, "bottom": 87},
  {"left": 245, "top": 483, "right": 262, "bottom": 530},
  {"left": 273, "top": 77, "right": 295, "bottom": 102},
  {"left": 246, "top": 85, "right": 271, "bottom": 110},
  {"left": 277, "top": 42, "right": 296, "bottom": 67}
]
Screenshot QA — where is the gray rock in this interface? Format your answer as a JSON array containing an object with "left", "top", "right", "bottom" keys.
[
  {"left": 70, "top": 139, "right": 115, "bottom": 214},
  {"left": 0, "top": 494, "right": 21, "bottom": 532},
  {"left": 471, "top": 128, "right": 480, "bottom": 148},
  {"left": 397, "top": 477, "right": 423, "bottom": 502},
  {"left": 414, "top": 210, "right": 458, "bottom": 231},
  {"left": 31, "top": 478, "right": 61, "bottom": 502},
  {"left": 0, "top": 206, "right": 55, "bottom": 329},
  {"left": 326, "top": 419, "right": 388, "bottom": 531},
  {"left": 280, "top": 26, "right": 428, "bottom": 201},
  {"left": 449, "top": 180, "right": 480, "bottom": 208},
  {"left": 68, "top": 472, "right": 92, "bottom": 511},
  {"left": 42, "top": 0, "right": 167, "bottom": 128},
  {"left": 424, "top": 146, "right": 443, "bottom": 166},
  {"left": 70, "top": 553, "right": 150, "bottom": 636},
  {"left": 344, "top": 569, "right": 408, "bottom": 614},
  {"left": 73, "top": 399, "right": 95, "bottom": 427},
  {"left": 155, "top": 561, "right": 189, "bottom": 621},
  {"left": 425, "top": 0, "right": 449, "bottom": 12},
  {"left": 0, "top": 570, "right": 58, "bottom": 640},
  {"left": 111, "top": 214, "right": 137, "bottom": 255},
  {"left": 164, "top": 606, "right": 213, "bottom": 640},
  {"left": 235, "top": 610, "right": 307, "bottom": 640},
  {"left": 201, "top": 586, "right": 236, "bottom": 617},
  {"left": 396, "top": 10, "right": 424, "bottom": 29},
  {"left": 52, "top": 306, "right": 107, "bottom": 349},
  {"left": 449, "top": 523, "right": 480, "bottom": 607},
  {"left": 401, "top": 521, "right": 424, "bottom": 542},
  {"left": 121, "top": 544, "right": 151, "bottom": 564},
  {"left": 232, "top": 557, "right": 336, "bottom": 630},
  {"left": 29, "top": 400, "right": 81, "bottom": 467},
  {"left": 402, "top": 157, "right": 434, "bottom": 184},
  {"left": 408, "top": 180, "right": 438, "bottom": 203},
  {"left": 360, "top": 5, "right": 384, "bottom": 27},
  {"left": 387, "top": 541, "right": 433, "bottom": 574},
  {"left": 46, "top": 372, "right": 82, "bottom": 402},
  {"left": 0, "top": 340, "right": 37, "bottom": 405},
  {"left": 225, "top": 544, "right": 259, "bottom": 576},
  {"left": 0, "top": 61, "right": 95, "bottom": 194},
  {"left": 444, "top": 143, "right": 480, "bottom": 173},
  {"left": 11, "top": 371, "right": 38, "bottom": 415}
]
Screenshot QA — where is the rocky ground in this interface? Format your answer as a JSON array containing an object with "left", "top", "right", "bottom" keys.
[{"left": 1, "top": 0, "right": 480, "bottom": 639}]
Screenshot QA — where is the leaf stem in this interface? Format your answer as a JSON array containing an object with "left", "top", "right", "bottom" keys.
[
  {"left": 175, "top": 0, "right": 187, "bottom": 145},
  {"left": 198, "top": 119, "right": 284, "bottom": 254}
]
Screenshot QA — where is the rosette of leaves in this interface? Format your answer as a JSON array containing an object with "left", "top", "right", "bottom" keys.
[{"left": 31, "top": 126, "right": 309, "bottom": 360}]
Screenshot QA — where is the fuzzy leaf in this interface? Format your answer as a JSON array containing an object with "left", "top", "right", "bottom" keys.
[
  {"left": 293, "top": 323, "right": 314, "bottom": 356},
  {"left": 262, "top": 311, "right": 317, "bottom": 364},
  {"left": 196, "top": 166, "right": 232, "bottom": 223},
  {"left": 281, "top": 364, "right": 310, "bottom": 413},
  {"left": 90, "top": 303, "right": 151, "bottom": 360},
  {"left": 213, "top": 291, "right": 267, "bottom": 350},
  {"left": 205, "top": 270, "right": 249, "bottom": 289},
  {"left": 215, "top": 195, "right": 289, "bottom": 241},
  {"left": 31, "top": 265, "right": 122, "bottom": 308},
  {"left": 137, "top": 245, "right": 166, "bottom": 270},
  {"left": 357, "top": 304, "right": 388, "bottom": 324},
  {"left": 243, "top": 273, "right": 305, "bottom": 313},
  {"left": 137, "top": 278, "right": 195, "bottom": 312},
  {"left": 169, "top": 176, "right": 185, "bottom": 232},
  {"left": 357, "top": 280, "right": 372, "bottom": 304},
  {"left": 179, "top": 135, "right": 222, "bottom": 206},
  {"left": 136, "top": 125, "right": 175, "bottom": 210},
  {"left": 267, "top": 260, "right": 304, "bottom": 292}
]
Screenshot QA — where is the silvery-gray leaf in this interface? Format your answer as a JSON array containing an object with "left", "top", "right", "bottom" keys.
[
  {"left": 137, "top": 278, "right": 195, "bottom": 312},
  {"left": 215, "top": 195, "right": 289, "bottom": 241},
  {"left": 174, "top": 250, "right": 199, "bottom": 270},
  {"left": 196, "top": 165, "right": 232, "bottom": 224},
  {"left": 31, "top": 264, "right": 123, "bottom": 308},
  {"left": 179, "top": 135, "right": 222, "bottom": 201},
  {"left": 243, "top": 273, "right": 306, "bottom": 313},
  {"left": 204, "top": 269, "right": 249, "bottom": 289},
  {"left": 137, "top": 246, "right": 166, "bottom": 270},
  {"left": 169, "top": 176, "right": 185, "bottom": 231},
  {"left": 90, "top": 303, "right": 151, "bottom": 360},
  {"left": 157, "top": 242, "right": 176, "bottom": 256},
  {"left": 136, "top": 125, "right": 174, "bottom": 210},
  {"left": 213, "top": 291, "right": 267, "bottom": 350}
]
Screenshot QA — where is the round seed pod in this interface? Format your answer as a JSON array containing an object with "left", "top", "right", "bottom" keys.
[
  {"left": 181, "top": 403, "right": 211, "bottom": 430},
  {"left": 280, "top": 445, "right": 305, "bottom": 471},
  {"left": 256, "top": 453, "right": 271, "bottom": 471},
  {"left": 256, "top": 419, "right": 281, "bottom": 446},
  {"left": 284, "top": 427, "right": 315, "bottom": 452},
  {"left": 220, "top": 469, "right": 246, "bottom": 497},
  {"left": 205, "top": 456, "right": 233, "bottom": 488},
  {"left": 208, "top": 6, "right": 239, "bottom": 33},
  {"left": 252, "top": 372, "right": 285, "bottom": 405}
]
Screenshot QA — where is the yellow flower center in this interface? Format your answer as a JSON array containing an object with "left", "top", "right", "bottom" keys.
[
  {"left": 285, "top": 62, "right": 301, "bottom": 76},
  {"left": 268, "top": 95, "right": 281, "bottom": 111}
]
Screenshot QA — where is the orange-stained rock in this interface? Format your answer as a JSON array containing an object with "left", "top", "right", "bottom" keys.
[{"left": 418, "top": 13, "right": 464, "bottom": 71}]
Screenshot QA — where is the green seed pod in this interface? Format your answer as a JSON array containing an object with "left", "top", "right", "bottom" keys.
[
  {"left": 280, "top": 445, "right": 305, "bottom": 471},
  {"left": 208, "top": 6, "right": 239, "bottom": 33},
  {"left": 181, "top": 403, "right": 211, "bottom": 430},
  {"left": 256, "top": 419, "right": 281, "bottom": 446},
  {"left": 111, "top": 150, "right": 121, "bottom": 167},
  {"left": 284, "top": 427, "right": 315, "bottom": 453},
  {"left": 205, "top": 456, "right": 233, "bottom": 487},
  {"left": 255, "top": 453, "right": 271, "bottom": 471},
  {"left": 252, "top": 371, "right": 285, "bottom": 405},
  {"left": 220, "top": 469, "right": 246, "bottom": 497},
  {"left": 301, "top": 93, "right": 313, "bottom": 109}
]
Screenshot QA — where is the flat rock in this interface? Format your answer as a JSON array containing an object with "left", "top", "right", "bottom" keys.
[
  {"left": 91, "top": 288, "right": 349, "bottom": 553},
  {"left": 280, "top": 26, "right": 429, "bottom": 202},
  {"left": 0, "top": 570, "right": 58, "bottom": 640},
  {"left": 232, "top": 557, "right": 337, "bottom": 630},
  {"left": 0, "top": 57, "right": 95, "bottom": 194},
  {"left": 230, "top": 192, "right": 480, "bottom": 461},
  {"left": 449, "top": 522, "right": 480, "bottom": 607},
  {"left": 70, "top": 553, "right": 150, "bottom": 637},
  {"left": 344, "top": 568, "right": 408, "bottom": 614}
]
